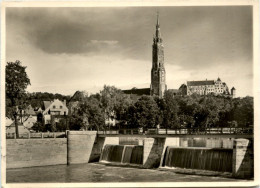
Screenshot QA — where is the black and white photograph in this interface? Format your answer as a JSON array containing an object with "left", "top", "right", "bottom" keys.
[{"left": 1, "top": 1, "right": 259, "bottom": 187}]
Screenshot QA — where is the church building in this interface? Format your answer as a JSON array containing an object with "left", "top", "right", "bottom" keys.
[{"left": 123, "top": 14, "right": 166, "bottom": 99}]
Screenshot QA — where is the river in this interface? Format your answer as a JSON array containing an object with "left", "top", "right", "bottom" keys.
[{"left": 6, "top": 163, "right": 248, "bottom": 183}]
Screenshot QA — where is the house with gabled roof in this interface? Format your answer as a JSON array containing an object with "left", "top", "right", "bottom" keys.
[
  {"left": 42, "top": 99, "right": 68, "bottom": 125},
  {"left": 42, "top": 99, "right": 68, "bottom": 116}
]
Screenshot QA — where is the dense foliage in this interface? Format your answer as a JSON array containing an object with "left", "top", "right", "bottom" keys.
[{"left": 68, "top": 86, "right": 253, "bottom": 131}]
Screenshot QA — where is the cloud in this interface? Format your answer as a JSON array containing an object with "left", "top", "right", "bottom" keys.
[
  {"left": 90, "top": 40, "right": 118, "bottom": 45},
  {"left": 6, "top": 7, "right": 253, "bottom": 97}
]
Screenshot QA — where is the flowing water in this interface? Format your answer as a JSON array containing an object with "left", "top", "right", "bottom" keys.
[
  {"left": 162, "top": 147, "right": 233, "bottom": 172},
  {"left": 7, "top": 163, "right": 245, "bottom": 183},
  {"left": 101, "top": 145, "right": 143, "bottom": 165}
]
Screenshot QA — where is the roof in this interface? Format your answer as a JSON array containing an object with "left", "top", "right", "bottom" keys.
[
  {"left": 43, "top": 101, "right": 51, "bottom": 110},
  {"left": 24, "top": 105, "right": 36, "bottom": 116},
  {"left": 5, "top": 117, "right": 13, "bottom": 127},
  {"left": 69, "top": 90, "right": 88, "bottom": 102},
  {"left": 179, "top": 84, "right": 187, "bottom": 89},
  {"left": 231, "top": 87, "right": 236, "bottom": 90},
  {"left": 168, "top": 89, "right": 179, "bottom": 93},
  {"left": 187, "top": 80, "right": 215, "bottom": 86},
  {"left": 122, "top": 88, "right": 150, "bottom": 96},
  {"left": 35, "top": 107, "right": 43, "bottom": 112},
  {"left": 217, "top": 77, "right": 221, "bottom": 81},
  {"left": 23, "top": 116, "right": 37, "bottom": 129}
]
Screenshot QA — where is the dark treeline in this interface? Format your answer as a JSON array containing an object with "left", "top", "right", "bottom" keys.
[{"left": 26, "top": 92, "right": 71, "bottom": 109}]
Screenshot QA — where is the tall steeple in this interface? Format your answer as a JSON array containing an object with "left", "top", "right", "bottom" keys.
[
  {"left": 150, "top": 13, "right": 167, "bottom": 98},
  {"left": 155, "top": 12, "right": 161, "bottom": 39}
]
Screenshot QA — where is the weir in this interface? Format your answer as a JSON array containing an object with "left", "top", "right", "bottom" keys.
[
  {"left": 100, "top": 145, "right": 143, "bottom": 165},
  {"left": 162, "top": 147, "right": 233, "bottom": 172},
  {"left": 6, "top": 131, "right": 253, "bottom": 179}
]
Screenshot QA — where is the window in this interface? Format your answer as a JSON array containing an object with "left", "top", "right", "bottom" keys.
[
  {"left": 60, "top": 106, "right": 63, "bottom": 109},
  {"left": 53, "top": 105, "right": 56, "bottom": 109}
]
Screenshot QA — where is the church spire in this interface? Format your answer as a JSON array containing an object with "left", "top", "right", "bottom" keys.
[
  {"left": 156, "top": 11, "right": 160, "bottom": 27},
  {"left": 155, "top": 12, "right": 162, "bottom": 42},
  {"left": 151, "top": 12, "right": 166, "bottom": 99}
]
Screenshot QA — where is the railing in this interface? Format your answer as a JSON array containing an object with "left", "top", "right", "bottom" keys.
[
  {"left": 97, "top": 127, "right": 253, "bottom": 135},
  {"left": 6, "top": 127, "right": 253, "bottom": 138},
  {"left": 6, "top": 132, "right": 67, "bottom": 139}
]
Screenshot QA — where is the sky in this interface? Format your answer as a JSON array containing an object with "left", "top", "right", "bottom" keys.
[{"left": 6, "top": 6, "right": 253, "bottom": 97}]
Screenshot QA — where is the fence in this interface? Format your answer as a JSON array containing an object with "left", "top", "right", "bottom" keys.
[
  {"left": 6, "top": 132, "right": 67, "bottom": 139},
  {"left": 97, "top": 127, "right": 253, "bottom": 135},
  {"left": 6, "top": 127, "right": 253, "bottom": 138}
]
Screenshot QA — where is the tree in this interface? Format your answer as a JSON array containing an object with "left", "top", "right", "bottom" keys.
[
  {"left": 32, "top": 122, "right": 44, "bottom": 132},
  {"left": 6, "top": 60, "right": 30, "bottom": 137},
  {"left": 71, "top": 96, "right": 105, "bottom": 131},
  {"left": 127, "top": 96, "right": 160, "bottom": 129},
  {"left": 100, "top": 85, "right": 121, "bottom": 115},
  {"left": 233, "top": 96, "right": 253, "bottom": 127},
  {"left": 114, "top": 94, "right": 133, "bottom": 127},
  {"left": 99, "top": 85, "right": 134, "bottom": 128},
  {"left": 176, "top": 95, "right": 198, "bottom": 129},
  {"left": 85, "top": 96, "right": 105, "bottom": 130},
  {"left": 161, "top": 90, "right": 180, "bottom": 129},
  {"left": 50, "top": 116, "right": 57, "bottom": 132}
]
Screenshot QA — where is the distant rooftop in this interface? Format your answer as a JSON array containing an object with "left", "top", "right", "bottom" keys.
[
  {"left": 187, "top": 80, "right": 215, "bottom": 86},
  {"left": 168, "top": 89, "right": 179, "bottom": 93},
  {"left": 122, "top": 88, "right": 150, "bottom": 96}
]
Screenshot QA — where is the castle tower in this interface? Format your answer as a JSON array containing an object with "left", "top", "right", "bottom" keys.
[
  {"left": 231, "top": 87, "right": 236, "bottom": 98},
  {"left": 150, "top": 13, "right": 167, "bottom": 98}
]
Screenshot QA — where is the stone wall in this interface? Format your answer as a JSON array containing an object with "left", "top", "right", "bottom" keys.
[
  {"left": 6, "top": 138, "right": 67, "bottom": 169},
  {"left": 119, "top": 137, "right": 144, "bottom": 145},
  {"left": 143, "top": 137, "right": 180, "bottom": 168},
  {"left": 232, "top": 139, "right": 254, "bottom": 179},
  {"left": 179, "top": 137, "right": 234, "bottom": 148},
  {"left": 103, "top": 137, "right": 120, "bottom": 148},
  {"left": 67, "top": 131, "right": 97, "bottom": 164},
  {"left": 143, "top": 138, "right": 156, "bottom": 168}
]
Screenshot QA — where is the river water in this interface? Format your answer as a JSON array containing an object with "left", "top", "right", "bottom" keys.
[{"left": 6, "top": 163, "right": 247, "bottom": 183}]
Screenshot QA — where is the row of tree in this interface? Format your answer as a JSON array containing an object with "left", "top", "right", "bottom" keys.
[
  {"left": 68, "top": 86, "right": 253, "bottom": 131},
  {"left": 6, "top": 61, "right": 254, "bottom": 135}
]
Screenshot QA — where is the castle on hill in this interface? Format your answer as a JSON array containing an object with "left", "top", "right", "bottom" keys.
[{"left": 123, "top": 14, "right": 236, "bottom": 98}]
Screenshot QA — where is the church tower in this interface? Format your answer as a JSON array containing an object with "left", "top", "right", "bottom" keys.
[{"left": 150, "top": 13, "right": 167, "bottom": 98}]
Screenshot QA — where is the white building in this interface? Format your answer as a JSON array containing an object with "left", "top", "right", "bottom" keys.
[
  {"left": 43, "top": 99, "right": 68, "bottom": 116},
  {"left": 187, "top": 77, "right": 234, "bottom": 96}
]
